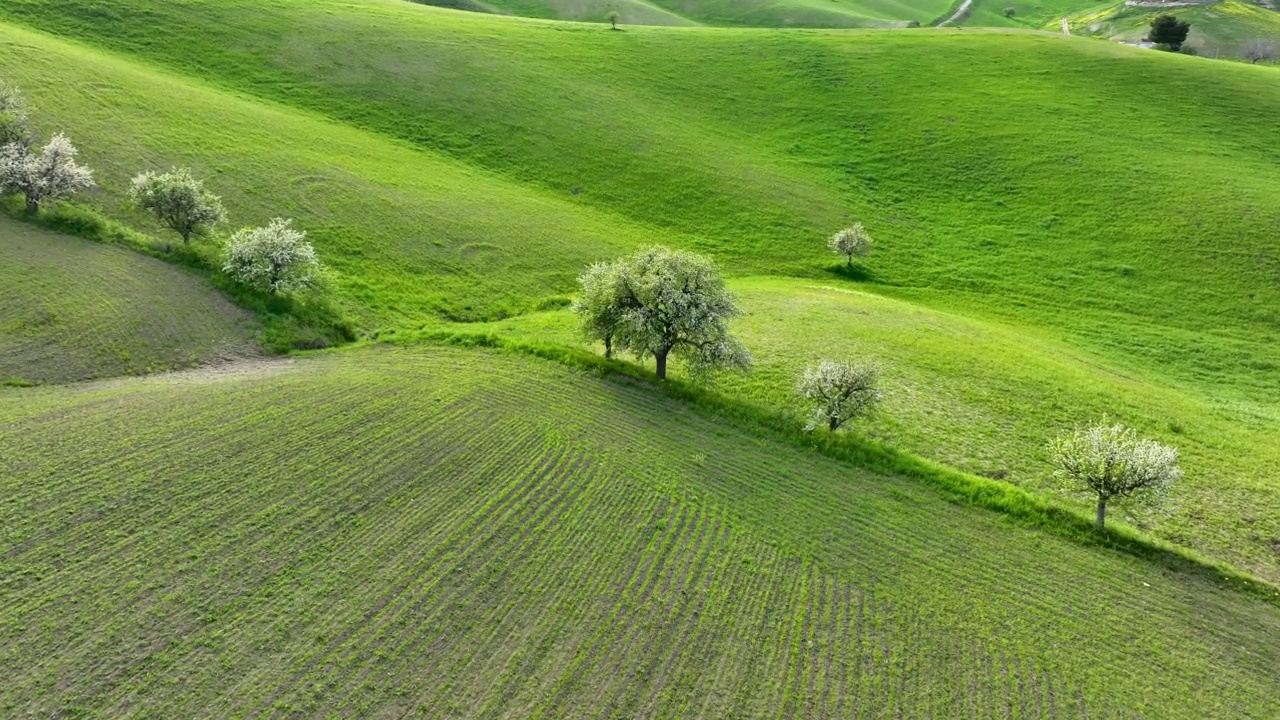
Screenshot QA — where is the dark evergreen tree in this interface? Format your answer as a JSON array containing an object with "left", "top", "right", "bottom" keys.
[{"left": 1146, "top": 15, "right": 1191, "bottom": 51}]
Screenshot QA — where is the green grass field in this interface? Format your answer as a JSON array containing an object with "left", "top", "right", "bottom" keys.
[
  {"left": 0, "top": 215, "right": 258, "bottom": 384},
  {"left": 4, "top": 1, "right": 1280, "bottom": 715},
  {"left": 3, "top": 346, "right": 1278, "bottom": 717},
  {"left": 2, "top": 0, "right": 1279, "bottom": 578}
]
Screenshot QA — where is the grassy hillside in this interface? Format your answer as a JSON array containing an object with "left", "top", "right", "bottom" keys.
[
  {"left": 2, "top": 346, "right": 1278, "bottom": 718},
  {"left": 1, "top": 3, "right": 1279, "bottom": 577},
  {"left": 411, "top": 0, "right": 949, "bottom": 26},
  {"left": 1, "top": 2, "right": 1276, "bottom": 381},
  {"left": 0, "top": 215, "right": 258, "bottom": 384},
  {"left": 1068, "top": 0, "right": 1280, "bottom": 59},
  {"left": 467, "top": 275, "right": 1280, "bottom": 577}
]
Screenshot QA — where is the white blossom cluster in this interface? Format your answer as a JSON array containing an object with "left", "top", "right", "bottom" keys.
[
  {"left": 1051, "top": 421, "right": 1182, "bottom": 525},
  {"left": 828, "top": 222, "right": 873, "bottom": 266},
  {"left": 573, "top": 246, "right": 749, "bottom": 379},
  {"left": 0, "top": 133, "right": 95, "bottom": 212},
  {"left": 0, "top": 80, "right": 30, "bottom": 146},
  {"left": 129, "top": 167, "right": 227, "bottom": 244},
  {"left": 796, "top": 359, "right": 882, "bottom": 432},
  {"left": 222, "top": 218, "right": 320, "bottom": 295}
]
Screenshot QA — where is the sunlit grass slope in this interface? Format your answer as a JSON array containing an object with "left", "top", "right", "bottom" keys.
[
  {"left": 415, "top": 0, "right": 950, "bottom": 26},
  {"left": 2, "top": 0, "right": 1278, "bottom": 394},
  {"left": 0, "top": 215, "right": 258, "bottom": 384},
  {"left": 447, "top": 271, "right": 1280, "bottom": 580},
  {"left": 2, "top": 346, "right": 1278, "bottom": 718},
  {"left": 0, "top": 20, "right": 681, "bottom": 324}
]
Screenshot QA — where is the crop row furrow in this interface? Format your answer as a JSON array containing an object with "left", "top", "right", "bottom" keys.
[
  {"left": 245, "top": 427, "right": 567, "bottom": 717},
  {"left": 585, "top": 505, "right": 707, "bottom": 714},
  {"left": 726, "top": 555, "right": 804, "bottom": 717},
  {"left": 465, "top": 481, "right": 671, "bottom": 718},
  {"left": 0, "top": 385, "right": 474, "bottom": 650},
  {"left": 316, "top": 447, "right": 595, "bottom": 713},
  {"left": 538, "top": 501, "right": 694, "bottom": 718},
  {"left": 106, "top": 403, "right": 505, "bottom": 717},
  {"left": 389, "top": 460, "right": 622, "bottom": 718},
  {"left": 592, "top": 507, "right": 716, "bottom": 717},
  {"left": 623, "top": 518, "right": 729, "bottom": 719},
  {"left": 515, "top": 495, "right": 678, "bottom": 718},
  {"left": 3, "top": 391, "right": 487, "bottom": 710}
]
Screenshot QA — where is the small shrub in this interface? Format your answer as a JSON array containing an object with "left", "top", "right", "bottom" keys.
[{"left": 1146, "top": 15, "right": 1190, "bottom": 52}]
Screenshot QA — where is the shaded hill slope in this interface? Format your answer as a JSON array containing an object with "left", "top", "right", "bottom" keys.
[{"left": 0, "top": 215, "right": 258, "bottom": 384}]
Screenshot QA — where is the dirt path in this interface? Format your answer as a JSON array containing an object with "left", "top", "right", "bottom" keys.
[
  {"left": 937, "top": 0, "right": 972, "bottom": 26},
  {"left": 73, "top": 356, "right": 299, "bottom": 392}
]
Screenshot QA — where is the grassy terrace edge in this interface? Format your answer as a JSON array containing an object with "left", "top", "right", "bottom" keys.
[
  {"left": 0, "top": 198, "right": 355, "bottom": 354},
  {"left": 386, "top": 329, "right": 1280, "bottom": 609}
]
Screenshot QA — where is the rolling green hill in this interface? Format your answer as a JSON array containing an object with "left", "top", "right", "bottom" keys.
[
  {"left": 1, "top": 1, "right": 1277, "bottom": 578},
  {"left": 411, "top": 0, "right": 950, "bottom": 26},
  {"left": 2, "top": 346, "right": 1278, "bottom": 717},
  {"left": 1068, "top": 0, "right": 1280, "bottom": 59},
  {"left": 4, "top": 0, "right": 1280, "bottom": 715},
  {"left": 0, "top": 215, "right": 258, "bottom": 384}
]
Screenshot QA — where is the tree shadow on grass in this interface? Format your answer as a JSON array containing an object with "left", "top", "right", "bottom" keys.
[{"left": 823, "top": 263, "right": 875, "bottom": 283}]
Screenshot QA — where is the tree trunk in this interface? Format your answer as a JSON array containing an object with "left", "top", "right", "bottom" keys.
[
  {"left": 829, "top": 416, "right": 840, "bottom": 431},
  {"left": 181, "top": 229, "right": 191, "bottom": 245},
  {"left": 846, "top": 255, "right": 852, "bottom": 268},
  {"left": 655, "top": 349, "right": 668, "bottom": 380},
  {"left": 603, "top": 336, "right": 612, "bottom": 360},
  {"left": 1095, "top": 497, "right": 1107, "bottom": 528},
  {"left": 24, "top": 196, "right": 38, "bottom": 213}
]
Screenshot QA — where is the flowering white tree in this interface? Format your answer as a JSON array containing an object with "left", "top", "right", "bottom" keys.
[
  {"left": 0, "top": 133, "right": 95, "bottom": 213},
  {"left": 0, "top": 81, "right": 30, "bottom": 147},
  {"left": 129, "top": 168, "right": 227, "bottom": 244},
  {"left": 574, "top": 246, "right": 749, "bottom": 380},
  {"left": 572, "top": 260, "right": 625, "bottom": 359},
  {"left": 797, "top": 359, "right": 882, "bottom": 431},
  {"left": 223, "top": 218, "right": 320, "bottom": 295},
  {"left": 1244, "top": 38, "right": 1277, "bottom": 64},
  {"left": 1051, "top": 421, "right": 1182, "bottom": 528},
  {"left": 828, "top": 222, "right": 873, "bottom": 267}
]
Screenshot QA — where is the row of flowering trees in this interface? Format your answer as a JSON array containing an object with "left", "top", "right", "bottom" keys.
[
  {"left": 572, "top": 236, "right": 1179, "bottom": 529},
  {"left": 0, "top": 81, "right": 320, "bottom": 296}
]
